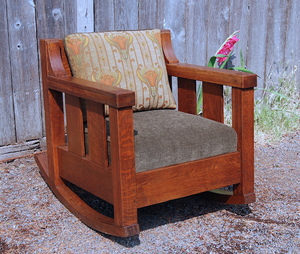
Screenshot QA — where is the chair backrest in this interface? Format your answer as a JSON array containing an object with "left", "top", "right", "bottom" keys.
[{"left": 64, "top": 29, "right": 176, "bottom": 111}]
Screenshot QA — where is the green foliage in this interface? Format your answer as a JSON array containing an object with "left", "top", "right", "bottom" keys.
[
  {"left": 207, "top": 53, "right": 232, "bottom": 69},
  {"left": 200, "top": 32, "right": 298, "bottom": 141},
  {"left": 215, "top": 64, "right": 299, "bottom": 142},
  {"left": 254, "top": 65, "right": 300, "bottom": 141},
  {"left": 196, "top": 83, "right": 203, "bottom": 114},
  {"left": 200, "top": 49, "right": 255, "bottom": 115}
]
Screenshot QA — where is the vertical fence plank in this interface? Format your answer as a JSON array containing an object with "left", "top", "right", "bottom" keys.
[
  {"left": 205, "top": 0, "right": 230, "bottom": 61},
  {"left": 285, "top": 0, "right": 300, "bottom": 83},
  {"left": 0, "top": 0, "right": 299, "bottom": 152},
  {"left": 245, "top": 0, "right": 268, "bottom": 92},
  {"left": 163, "top": 0, "right": 186, "bottom": 62},
  {"left": 264, "top": 0, "right": 290, "bottom": 86},
  {"left": 36, "top": 0, "right": 75, "bottom": 40},
  {"left": 228, "top": 0, "right": 251, "bottom": 70},
  {"left": 266, "top": 0, "right": 289, "bottom": 66},
  {"left": 0, "top": 0, "right": 16, "bottom": 146},
  {"left": 138, "top": 0, "right": 162, "bottom": 29},
  {"left": 77, "top": 0, "right": 94, "bottom": 32},
  {"left": 185, "top": 0, "right": 208, "bottom": 65},
  {"left": 94, "top": 0, "right": 115, "bottom": 31},
  {"left": 64, "top": 0, "right": 77, "bottom": 34},
  {"left": 35, "top": 0, "right": 77, "bottom": 137},
  {"left": 163, "top": 0, "right": 186, "bottom": 103},
  {"left": 114, "top": 0, "right": 138, "bottom": 30},
  {"left": 6, "top": 0, "right": 42, "bottom": 142},
  {"left": 35, "top": 0, "right": 64, "bottom": 39},
  {"left": 156, "top": 0, "right": 165, "bottom": 29}
]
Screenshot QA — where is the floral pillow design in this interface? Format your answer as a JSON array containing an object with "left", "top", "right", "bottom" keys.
[{"left": 65, "top": 29, "right": 176, "bottom": 111}]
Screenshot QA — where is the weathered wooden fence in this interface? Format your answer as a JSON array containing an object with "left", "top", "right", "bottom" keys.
[{"left": 1, "top": 0, "right": 299, "bottom": 160}]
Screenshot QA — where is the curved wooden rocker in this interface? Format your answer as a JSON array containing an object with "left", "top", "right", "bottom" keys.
[{"left": 35, "top": 29, "right": 257, "bottom": 237}]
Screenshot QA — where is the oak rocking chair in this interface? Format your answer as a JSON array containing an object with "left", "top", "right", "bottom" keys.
[{"left": 35, "top": 29, "right": 257, "bottom": 237}]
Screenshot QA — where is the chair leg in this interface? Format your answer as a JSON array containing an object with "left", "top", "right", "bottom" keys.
[
  {"left": 109, "top": 106, "right": 140, "bottom": 235},
  {"left": 202, "top": 87, "right": 256, "bottom": 205},
  {"left": 230, "top": 87, "right": 256, "bottom": 204},
  {"left": 204, "top": 149, "right": 256, "bottom": 205},
  {"left": 201, "top": 158, "right": 256, "bottom": 204}
]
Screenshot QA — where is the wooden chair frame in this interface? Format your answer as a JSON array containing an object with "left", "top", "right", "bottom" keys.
[{"left": 35, "top": 29, "right": 257, "bottom": 237}]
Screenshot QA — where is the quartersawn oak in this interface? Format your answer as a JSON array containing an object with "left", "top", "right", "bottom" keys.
[{"left": 35, "top": 29, "right": 257, "bottom": 237}]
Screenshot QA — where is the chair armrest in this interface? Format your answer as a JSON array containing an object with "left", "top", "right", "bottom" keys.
[
  {"left": 47, "top": 76, "right": 135, "bottom": 108},
  {"left": 166, "top": 63, "right": 257, "bottom": 88}
]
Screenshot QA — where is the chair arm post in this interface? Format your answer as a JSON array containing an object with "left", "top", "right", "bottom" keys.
[
  {"left": 109, "top": 106, "right": 139, "bottom": 231},
  {"left": 42, "top": 88, "right": 66, "bottom": 185},
  {"left": 232, "top": 87, "right": 256, "bottom": 202},
  {"left": 40, "top": 39, "right": 67, "bottom": 186}
]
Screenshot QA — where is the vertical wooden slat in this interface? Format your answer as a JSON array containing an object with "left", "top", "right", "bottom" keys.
[
  {"left": 6, "top": 0, "right": 42, "bottom": 142},
  {"left": 94, "top": 0, "right": 115, "bottom": 31},
  {"left": 285, "top": 0, "right": 300, "bottom": 84},
  {"left": 265, "top": 0, "right": 290, "bottom": 86},
  {"left": 35, "top": 0, "right": 77, "bottom": 38},
  {"left": 156, "top": 0, "right": 165, "bottom": 29},
  {"left": 163, "top": 0, "right": 186, "bottom": 62},
  {"left": 163, "top": 0, "right": 186, "bottom": 102},
  {"left": 0, "top": 1, "right": 15, "bottom": 145},
  {"left": 205, "top": 0, "right": 230, "bottom": 61},
  {"left": 185, "top": 0, "right": 207, "bottom": 65},
  {"left": 138, "top": 0, "right": 161, "bottom": 29},
  {"left": 109, "top": 107, "right": 137, "bottom": 227},
  {"left": 228, "top": 0, "right": 251, "bottom": 69},
  {"left": 76, "top": 0, "right": 94, "bottom": 32},
  {"left": 202, "top": 82, "right": 224, "bottom": 123},
  {"left": 114, "top": 0, "right": 139, "bottom": 30},
  {"left": 178, "top": 78, "right": 197, "bottom": 114},
  {"left": 232, "top": 87, "right": 255, "bottom": 199},
  {"left": 245, "top": 0, "right": 268, "bottom": 95},
  {"left": 86, "top": 100, "right": 108, "bottom": 166},
  {"left": 35, "top": 0, "right": 66, "bottom": 40},
  {"left": 65, "top": 94, "right": 85, "bottom": 156},
  {"left": 64, "top": 0, "right": 77, "bottom": 34},
  {"left": 185, "top": 0, "right": 208, "bottom": 112},
  {"left": 46, "top": 89, "right": 66, "bottom": 181}
]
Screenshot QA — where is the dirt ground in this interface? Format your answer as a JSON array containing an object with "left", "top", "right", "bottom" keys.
[{"left": 0, "top": 131, "right": 299, "bottom": 253}]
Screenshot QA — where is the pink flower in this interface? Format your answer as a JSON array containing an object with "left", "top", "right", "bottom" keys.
[{"left": 216, "top": 34, "right": 239, "bottom": 64}]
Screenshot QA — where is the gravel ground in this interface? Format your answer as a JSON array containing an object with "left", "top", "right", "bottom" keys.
[{"left": 0, "top": 131, "right": 299, "bottom": 253}]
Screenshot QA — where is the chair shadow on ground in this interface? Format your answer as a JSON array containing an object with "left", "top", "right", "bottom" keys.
[{"left": 65, "top": 181, "right": 252, "bottom": 248}]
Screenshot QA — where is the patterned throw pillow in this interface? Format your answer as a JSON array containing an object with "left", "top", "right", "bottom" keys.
[{"left": 64, "top": 29, "right": 176, "bottom": 111}]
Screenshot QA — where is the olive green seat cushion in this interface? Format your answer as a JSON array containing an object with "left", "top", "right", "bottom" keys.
[{"left": 118, "top": 109, "right": 237, "bottom": 172}]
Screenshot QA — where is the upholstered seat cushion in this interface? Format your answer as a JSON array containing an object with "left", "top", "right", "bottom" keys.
[
  {"left": 125, "top": 110, "right": 237, "bottom": 172},
  {"left": 84, "top": 110, "right": 237, "bottom": 173},
  {"left": 85, "top": 110, "right": 237, "bottom": 172},
  {"left": 86, "top": 109, "right": 237, "bottom": 172}
]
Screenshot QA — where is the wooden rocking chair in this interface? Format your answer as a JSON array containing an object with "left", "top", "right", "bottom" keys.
[{"left": 35, "top": 29, "right": 257, "bottom": 237}]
